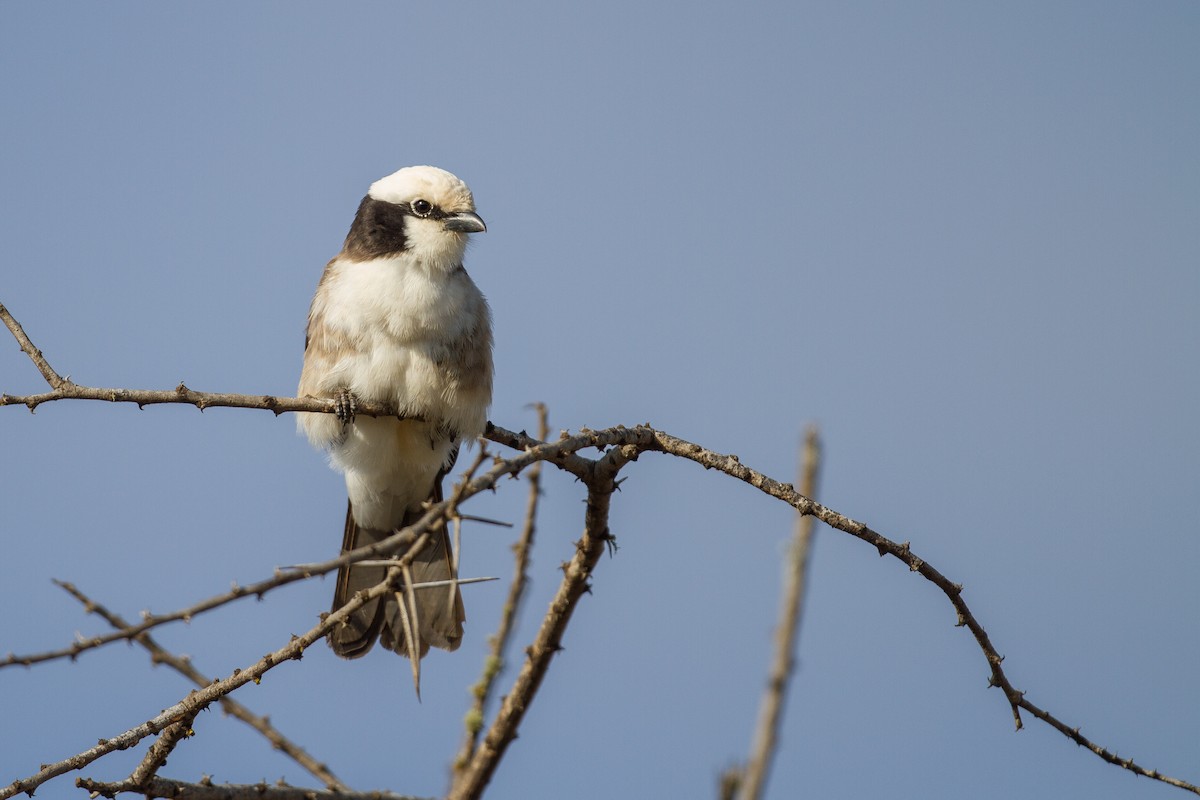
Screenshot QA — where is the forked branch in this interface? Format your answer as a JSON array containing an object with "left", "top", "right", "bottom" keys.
[{"left": 56, "top": 580, "right": 348, "bottom": 791}]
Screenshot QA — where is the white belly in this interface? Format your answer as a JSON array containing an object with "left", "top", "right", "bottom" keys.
[{"left": 334, "top": 416, "right": 453, "bottom": 529}]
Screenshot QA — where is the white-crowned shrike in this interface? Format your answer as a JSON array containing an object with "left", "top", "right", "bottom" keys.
[{"left": 298, "top": 165, "right": 493, "bottom": 663}]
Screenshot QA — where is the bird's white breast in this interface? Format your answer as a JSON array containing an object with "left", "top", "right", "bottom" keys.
[{"left": 323, "top": 257, "right": 483, "bottom": 401}]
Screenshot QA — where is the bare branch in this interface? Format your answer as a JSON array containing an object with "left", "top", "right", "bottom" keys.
[
  {"left": 0, "top": 301, "right": 419, "bottom": 417},
  {"left": 0, "top": 379, "right": 419, "bottom": 418},
  {"left": 55, "top": 581, "right": 348, "bottom": 792},
  {"left": 455, "top": 403, "right": 549, "bottom": 772},
  {"left": 3, "top": 553, "right": 371, "bottom": 670},
  {"left": 733, "top": 426, "right": 822, "bottom": 800},
  {"left": 75, "top": 775, "right": 428, "bottom": 800},
  {"left": 4, "top": 573, "right": 304, "bottom": 669},
  {"left": 0, "top": 302, "right": 64, "bottom": 388}
]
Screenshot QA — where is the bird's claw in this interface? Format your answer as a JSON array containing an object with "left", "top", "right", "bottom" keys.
[{"left": 334, "top": 389, "right": 359, "bottom": 424}]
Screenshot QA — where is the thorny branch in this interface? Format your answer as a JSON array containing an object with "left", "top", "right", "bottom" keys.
[
  {"left": 455, "top": 403, "right": 549, "bottom": 773},
  {"left": 0, "top": 302, "right": 411, "bottom": 419},
  {"left": 1, "top": 540, "right": 407, "bottom": 669},
  {"left": 0, "top": 302, "right": 63, "bottom": 387},
  {"left": 3, "top": 302, "right": 1197, "bottom": 798},
  {"left": 55, "top": 580, "right": 348, "bottom": 791},
  {"left": 75, "top": 776, "right": 429, "bottom": 800}
]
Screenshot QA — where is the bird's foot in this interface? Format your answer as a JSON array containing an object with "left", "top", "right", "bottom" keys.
[{"left": 334, "top": 388, "right": 359, "bottom": 424}]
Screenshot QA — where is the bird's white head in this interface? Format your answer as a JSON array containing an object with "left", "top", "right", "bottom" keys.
[{"left": 353, "top": 165, "right": 485, "bottom": 269}]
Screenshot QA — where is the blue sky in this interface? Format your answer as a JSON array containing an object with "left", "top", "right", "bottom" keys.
[{"left": 1, "top": 3, "right": 1197, "bottom": 798}]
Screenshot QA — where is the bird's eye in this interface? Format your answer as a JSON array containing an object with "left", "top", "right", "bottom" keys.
[{"left": 411, "top": 199, "right": 433, "bottom": 216}]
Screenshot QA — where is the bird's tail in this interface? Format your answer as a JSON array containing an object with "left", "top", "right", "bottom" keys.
[{"left": 327, "top": 498, "right": 465, "bottom": 660}]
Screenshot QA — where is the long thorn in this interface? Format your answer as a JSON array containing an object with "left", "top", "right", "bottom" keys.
[{"left": 401, "top": 563, "right": 421, "bottom": 700}]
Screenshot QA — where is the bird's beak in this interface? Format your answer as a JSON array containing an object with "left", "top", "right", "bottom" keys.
[{"left": 443, "top": 211, "right": 487, "bottom": 233}]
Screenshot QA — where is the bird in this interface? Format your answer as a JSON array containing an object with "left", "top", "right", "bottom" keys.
[{"left": 297, "top": 165, "right": 493, "bottom": 676}]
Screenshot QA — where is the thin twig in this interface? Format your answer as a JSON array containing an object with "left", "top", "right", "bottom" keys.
[
  {"left": 55, "top": 581, "right": 348, "bottom": 791},
  {"left": 282, "top": 571, "right": 496, "bottom": 585},
  {"left": 0, "top": 302, "right": 64, "bottom": 387},
  {"left": 2, "top": 575, "right": 302, "bottom": 669},
  {"left": 734, "top": 426, "right": 822, "bottom": 800},
  {"left": 3, "top": 540, "right": 406, "bottom": 670},
  {"left": 75, "top": 775, "right": 429, "bottom": 800},
  {"left": 0, "top": 379, "right": 417, "bottom": 418},
  {"left": 455, "top": 403, "right": 549, "bottom": 772}
]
